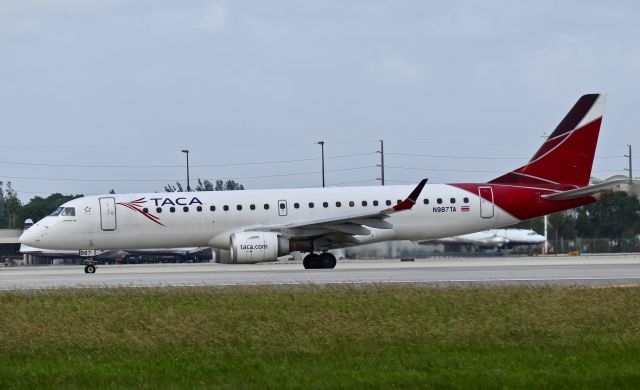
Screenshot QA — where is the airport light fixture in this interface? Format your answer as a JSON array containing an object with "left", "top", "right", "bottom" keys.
[
  {"left": 182, "top": 149, "right": 191, "bottom": 192},
  {"left": 317, "top": 141, "right": 325, "bottom": 188}
]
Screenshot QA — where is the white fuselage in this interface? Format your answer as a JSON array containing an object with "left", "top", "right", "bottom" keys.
[
  {"left": 20, "top": 184, "right": 518, "bottom": 251},
  {"left": 433, "top": 229, "right": 546, "bottom": 248}
]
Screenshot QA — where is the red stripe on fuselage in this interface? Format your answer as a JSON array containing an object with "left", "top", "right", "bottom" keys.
[{"left": 116, "top": 202, "right": 166, "bottom": 227}]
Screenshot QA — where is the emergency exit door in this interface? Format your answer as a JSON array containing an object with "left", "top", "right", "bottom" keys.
[
  {"left": 99, "top": 197, "right": 117, "bottom": 230},
  {"left": 278, "top": 200, "right": 288, "bottom": 216},
  {"left": 478, "top": 187, "right": 494, "bottom": 219}
]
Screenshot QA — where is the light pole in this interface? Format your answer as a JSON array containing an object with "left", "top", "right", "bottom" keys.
[
  {"left": 625, "top": 144, "right": 633, "bottom": 183},
  {"left": 317, "top": 141, "right": 325, "bottom": 188},
  {"left": 376, "top": 139, "right": 385, "bottom": 186},
  {"left": 181, "top": 149, "right": 191, "bottom": 192}
]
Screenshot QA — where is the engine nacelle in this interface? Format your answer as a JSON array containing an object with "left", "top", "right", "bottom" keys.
[{"left": 229, "top": 232, "right": 290, "bottom": 264}]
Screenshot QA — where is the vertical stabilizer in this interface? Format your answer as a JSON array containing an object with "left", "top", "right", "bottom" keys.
[{"left": 490, "top": 94, "right": 605, "bottom": 187}]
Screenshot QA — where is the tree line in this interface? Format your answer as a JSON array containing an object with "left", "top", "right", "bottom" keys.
[{"left": 513, "top": 192, "right": 640, "bottom": 241}]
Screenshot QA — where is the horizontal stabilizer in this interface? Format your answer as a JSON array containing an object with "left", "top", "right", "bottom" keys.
[{"left": 542, "top": 179, "right": 627, "bottom": 200}]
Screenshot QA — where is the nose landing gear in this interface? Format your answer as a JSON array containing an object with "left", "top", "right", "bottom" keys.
[
  {"left": 303, "top": 252, "right": 337, "bottom": 269},
  {"left": 84, "top": 259, "right": 97, "bottom": 274}
]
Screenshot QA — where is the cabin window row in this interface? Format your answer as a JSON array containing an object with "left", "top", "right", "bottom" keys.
[
  {"left": 295, "top": 200, "right": 400, "bottom": 209},
  {"left": 423, "top": 197, "right": 470, "bottom": 205},
  {"left": 144, "top": 204, "right": 271, "bottom": 214},
  {"left": 141, "top": 196, "right": 470, "bottom": 214}
]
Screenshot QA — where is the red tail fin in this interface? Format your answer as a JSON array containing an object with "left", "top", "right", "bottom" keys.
[{"left": 490, "top": 94, "right": 605, "bottom": 188}]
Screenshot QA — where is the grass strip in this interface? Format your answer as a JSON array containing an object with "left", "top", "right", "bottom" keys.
[{"left": 0, "top": 285, "right": 639, "bottom": 388}]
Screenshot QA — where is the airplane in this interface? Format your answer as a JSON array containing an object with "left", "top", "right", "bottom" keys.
[
  {"left": 21, "top": 94, "right": 626, "bottom": 274},
  {"left": 425, "top": 229, "right": 546, "bottom": 249}
]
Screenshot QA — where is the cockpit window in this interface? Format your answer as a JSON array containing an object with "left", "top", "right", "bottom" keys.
[
  {"left": 49, "top": 207, "right": 64, "bottom": 216},
  {"left": 61, "top": 207, "right": 76, "bottom": 217}
]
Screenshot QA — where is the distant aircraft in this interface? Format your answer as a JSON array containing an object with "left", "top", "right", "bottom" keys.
[
  {"left": 21, "top": 94, "right": 625, "bottom": 273},
  {"left": 425, "top": 229, "right": 546, "bottom": 249}
]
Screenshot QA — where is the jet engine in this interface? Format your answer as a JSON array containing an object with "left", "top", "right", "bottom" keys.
[{"left": 229, "top": 232, "right": 290, "bottom": 264}]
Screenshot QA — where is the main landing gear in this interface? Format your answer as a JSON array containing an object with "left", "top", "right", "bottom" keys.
[
  {"left": 84, "top": 259, "right": 97, "bottom": 274},
  {"left": 303, "top": 252, "right": 337, "bottom": 269}
]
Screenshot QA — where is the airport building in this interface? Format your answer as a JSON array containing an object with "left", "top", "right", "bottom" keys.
[{"left": 0, "top": 228, "right": 21, "bottom": 264}]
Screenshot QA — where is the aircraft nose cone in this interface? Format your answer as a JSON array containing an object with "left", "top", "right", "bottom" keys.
[{"left": 19, "top": 227, "right": 40, "bottom": 246}]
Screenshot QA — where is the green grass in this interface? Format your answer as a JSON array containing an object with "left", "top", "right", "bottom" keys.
[{"left": 1, "top": 285, "right": 640, "bottom": 388}]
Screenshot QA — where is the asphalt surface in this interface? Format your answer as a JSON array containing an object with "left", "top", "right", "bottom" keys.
[{"left": 2, "top": 255, "right": 640, "bottom": 290}]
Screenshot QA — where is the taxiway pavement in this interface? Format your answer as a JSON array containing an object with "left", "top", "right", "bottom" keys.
[{"left": 2, "top": 254, "right": 640, "bottom": 290}]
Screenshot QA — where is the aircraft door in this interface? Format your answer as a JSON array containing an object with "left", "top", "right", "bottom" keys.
[
  {"left": 478, "top": 187, "right": 494, "bottom": 219},
  {"left": 278, "top": 200, "right": 288, "bottom": 217},
  {"left": 99, "top": 197, "right": 117, "bottom": 230}
]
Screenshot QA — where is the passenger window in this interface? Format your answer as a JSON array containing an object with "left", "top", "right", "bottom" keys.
[
  {"left": 362, "top": 201, "right": 367, "bottom": 206},
  {"left": 143, "top": 208, "right": 149, "bottom": 213},
  {"left": 373, "top": 200, "right": 379, "bottom": 206},
  {"left": 309, "top": 202, "right": 314, "bottom": 208},
  {"left": 250, "top": 204, "right": 256, "bottom": 210},
  {"left": 463, "top": 197, "right": 469, "bottom": 203},
  {"left": 323, "top": 202, "right": 328, "bottom": 208},
  {"left": 264, "top": 204, "right": 270, "bottom": 210},
  {"left": 237, "top": 205, "right": 242, "bottom": 211},
  {"left": 349, "top": 201, "right": 355, "bottom": 207},
  {"left": 183, "top": 206, "right": 189, "bottom": 212},
  {"left": 210, "top": 205, "right": 216, "bottom": 211},
  {"left": 294, "top": 203, "right": 300, "bottom": 209},
  {"left": 61, "top": 207, "right": 76, "bottom": 217},
  {"left": 437, "top": 198, "right": 442, "bottom": 204},
  {"left": 170, "top": 207, "right": 176, "bottom": 213},
  {"left": 423, "top": 199, "right": 429, "bottom": 205},
  {"left": 336, "top": 201, "right": 341, "bottom": 207},
  {"left": 450, "top": 198, "right": 456, "bottom": 204},
  {"left": 386, "top": 200, "right": 392, "bottom": 206},
  {"left": 280, "top": 203, "right": 286, "bottom": 209},
  {"left": 197, "top": 206, "right": 202, "bottom": 212},
  {"left": 397, "top": 200, "right": 402, "bottom": 205},
  {"left": 223, "top": 205, "right": 229, "bottom": 211},
  {"left": 156, "top": 207, "right": 162, "bottom": 213}
]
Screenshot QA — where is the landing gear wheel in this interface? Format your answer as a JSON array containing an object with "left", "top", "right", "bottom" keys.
[
  {"left": 84, "top": 264, "right": 96, "bottom": 274},
  {"left": 319, "top": 252, "right": 337, "bottom": 269},
  {"left": 303, "top": 253, "right": 320, "bottom": 269}
]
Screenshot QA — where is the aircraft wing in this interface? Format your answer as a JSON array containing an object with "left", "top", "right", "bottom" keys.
[
  {"left": 249, "top": 179, "right": 427, "bottom": 238},
  {"left": 542, "top": 178, "right": 628, "bottom": 200}
]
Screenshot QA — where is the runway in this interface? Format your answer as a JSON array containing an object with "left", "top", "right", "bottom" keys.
[{"left": 2, "top": 254, "right": 640, "bottom": 290}]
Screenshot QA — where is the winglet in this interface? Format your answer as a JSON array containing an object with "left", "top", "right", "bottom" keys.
[{"left": 393, "top": 179, "right": 428, "bottom": 211}]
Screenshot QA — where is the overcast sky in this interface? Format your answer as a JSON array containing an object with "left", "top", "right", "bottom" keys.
[{"left": 1, "top": 0, "right": 639, "bottom": 201}]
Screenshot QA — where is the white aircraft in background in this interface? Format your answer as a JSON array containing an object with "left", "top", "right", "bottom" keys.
[
  {"left": 427, "top": 229, "right": 546, "bottom": 249},
  {"left": 21, "top": 94, "right": 625, "bottom": 273}
]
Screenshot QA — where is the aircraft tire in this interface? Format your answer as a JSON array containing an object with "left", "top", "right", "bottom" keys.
[
  {"left": 319, "top": 253, "right": 336, "bottom": 269},
  {"left": 303, "top": 253, "right": 320, "bottom": 269},
  {"left": 85, "top": 265, "right": 96, "bottom": 274}
]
